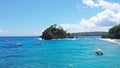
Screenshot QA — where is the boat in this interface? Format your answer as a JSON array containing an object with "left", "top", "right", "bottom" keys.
[
  {"left": 94, "top": 49, "right": 103, "bottom": 55},
  {"left": 34, "top": 42, "right": 41, "bottom": 46},
  {"left": 4, "top": 39, "right": 11, "bottom": 44},
  {"left": 12, "top": 43, "right": 23, "bottom": 46}
]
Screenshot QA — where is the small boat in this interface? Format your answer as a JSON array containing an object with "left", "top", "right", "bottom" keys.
[
  {"left": 13, "top": 43, "right": 23, "bottom": 46},
  {"left": 34, "top": 42, "right": 41, "bottom": 46},
  {"left": 95, "top": 49, "right": 103, "bottom": 55},
  {"left": 4, "top": 40, "right": 11, "bottom": 44}
]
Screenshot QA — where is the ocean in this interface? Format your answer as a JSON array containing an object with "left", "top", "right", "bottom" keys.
[{"left": 0, "top": 36, "right": 120, "bottom": 68}]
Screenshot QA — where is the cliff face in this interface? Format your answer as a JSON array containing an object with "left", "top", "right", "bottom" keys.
[{"left": 102, "top": 35, "right": 120, "bottom": 39}]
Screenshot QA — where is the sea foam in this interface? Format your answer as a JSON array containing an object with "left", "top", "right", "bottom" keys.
[{"left": 99, "top": 38, "right": 120, "bottom": 44}]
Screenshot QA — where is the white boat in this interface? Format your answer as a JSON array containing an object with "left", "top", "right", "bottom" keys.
[
  {"left": 13, "top": 43, "right": 23, "bottom": 46},
  {"left": 34, "top": 42, "right": 41, "bottom": 46},
  {"left": 94, "top": 49, "right": 103, "bottom": 55},
  {"left": 4, "top": 40, "right": 11, "bottom": 44}
]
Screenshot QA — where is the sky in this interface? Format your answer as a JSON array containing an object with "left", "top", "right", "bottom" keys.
[{"left": 0, "top": 0, "right": 120, "bottom": 36}]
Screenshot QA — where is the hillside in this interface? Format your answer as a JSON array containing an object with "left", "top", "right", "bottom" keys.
[
  {"left": 102, "top": 25, "right": 120, "bottom": 39},
  {"left": 71, "top": 32, "right": 108, "bottom": 36}
]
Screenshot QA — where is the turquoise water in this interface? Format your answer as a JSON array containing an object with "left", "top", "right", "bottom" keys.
[{"left": 0, "top": 36, "right": 120, "bottom": 68}]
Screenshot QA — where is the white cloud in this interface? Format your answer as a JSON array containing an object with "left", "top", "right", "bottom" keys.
[
  {"left": 60, "top": 0, "right": 120, "bottom": 33},
  {"left": 0, "top": 29, "right": 10, "bottom": 34},
  {"left": 89, "top": 9, "right": 120, "bottom": 26},
  {"left": 82, "top": 0, "right": 99, "bottom": 7},
  {"left": 60, "top": 19, "right": 110, "bottom": 33},
  {"left": 82, "top": 0, "right": 120, "bottom": 11},
  {"left": 99, "top": 0, "right": 120, "bottom": 11}
]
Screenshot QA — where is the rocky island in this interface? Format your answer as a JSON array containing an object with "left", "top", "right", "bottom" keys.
[
  {"left": 102, "top": 24, "right": 120, "bottom": 39},
  {"left": 41, "top": 24, "right": 73, "bottom": 40}
]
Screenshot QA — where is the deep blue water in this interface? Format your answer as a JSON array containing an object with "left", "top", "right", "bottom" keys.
[{"left": 0, "top": 36, "right": 120, "bottom": 68}]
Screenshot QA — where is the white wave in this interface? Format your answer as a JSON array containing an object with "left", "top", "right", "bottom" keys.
[
  {"left": 38, "top": 38, "right": 42, "bottom": 40},
  {"left": 71, "top": 37, "right": 76, "bottom": 40},
  {"left": 38, "top": 38, "right": 77, "bottom": 40},
  {"left": 99, "top": 38, "right": 120, "bottom": 44},
  {"left": 68, "top": 64, "right": 74, "bottom": 67},
  {"left": 52, "top": 38, "right": 77, "bottom": 40}
]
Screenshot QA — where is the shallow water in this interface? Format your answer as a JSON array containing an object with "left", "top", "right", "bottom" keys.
[{"left": 0, "top": 36, "right": 120, "bottom": 68}]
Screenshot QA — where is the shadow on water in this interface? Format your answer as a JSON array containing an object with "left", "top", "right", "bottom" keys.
[
  {"left": 0, "top": 45, "right": 22, "bottom": 49},
  {"left": 0, "top": 55, "right": 24, "bottom": 60}
]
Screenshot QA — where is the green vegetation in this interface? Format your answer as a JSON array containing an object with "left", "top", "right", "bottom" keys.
[
  {"left": 102, "top": 24, "right": 120, "bottom": 39},
  {"left": 71, "top": 32, "right": 108, "bottom": 36},
  {"left": 109, "top": 25, "right": 120, "bottom": 39},
  {"left": 41, "top": 24, "right": 73, "bottom": 40}
]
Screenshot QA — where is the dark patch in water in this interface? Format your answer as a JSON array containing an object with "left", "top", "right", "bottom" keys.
[
  {"left": 0, "top": 46, "right": 21, "bottom": 49},
  {"left": 0, "top": 55, "right": 23, "bottom": 59}
]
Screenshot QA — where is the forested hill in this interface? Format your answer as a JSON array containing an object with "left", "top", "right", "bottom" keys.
[
  {"left": 71, "top": 32, "right": 108, "bottom": 36},
  {"left": 102, "top": 24, "right": 120, "bottom": 39},
  {"left": 41, "top": 24, "right": 73, "bottom": 40}
]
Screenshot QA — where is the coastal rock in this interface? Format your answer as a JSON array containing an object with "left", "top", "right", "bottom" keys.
[
  {"left": 102, "top": 35, "right": 120, "bottom": 39},
  {"left": 41, "top": 24, "right": 73, "bottom": 40}
]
